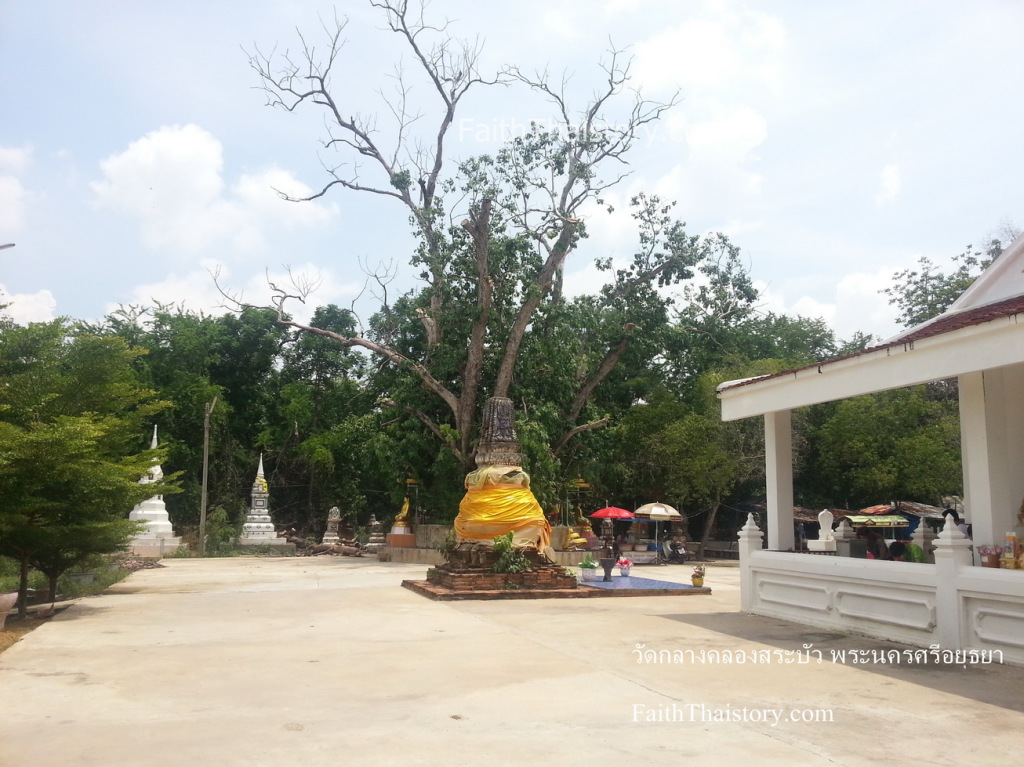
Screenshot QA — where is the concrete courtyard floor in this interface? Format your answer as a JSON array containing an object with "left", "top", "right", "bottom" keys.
[{"left": 1, "top": 558, "right": 1022, "bottom": 767}]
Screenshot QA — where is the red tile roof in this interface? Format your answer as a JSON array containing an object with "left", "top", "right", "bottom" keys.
[{"left": 721, "top": 294, "right": 1024, "bottom": 392}]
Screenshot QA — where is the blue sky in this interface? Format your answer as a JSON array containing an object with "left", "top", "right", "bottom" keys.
[{"left": 2, "top": 0, "right": 1022, "bottom": 341}]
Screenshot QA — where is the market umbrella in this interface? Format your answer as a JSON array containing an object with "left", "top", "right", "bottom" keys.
[
  {"left": 589, "top": 507, "right": 635, "bottom": 519},
  {"left": 634, "top": 502, "right": 681, "bottom": 518},
  {"left": 634, "top": 503, "right": 681, "bottom": 562}
]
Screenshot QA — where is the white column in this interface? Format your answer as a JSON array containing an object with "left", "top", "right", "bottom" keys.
[
  {"left": 959, "top": 367, "right": 1023, "bottom": 551},
  {"left": 764, "top": 410, "right": 795, "bottom": 551}
]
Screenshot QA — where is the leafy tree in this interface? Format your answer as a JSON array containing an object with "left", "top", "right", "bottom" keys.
[
  {"left": 801, "top": 386, "right": 961, "bottom": 509},
  {"left": 0, "top": 321, "right": 175, "bottom": 615},
  {"left": 232, "top": 1, "right": 727, "bottom": 497},
  {"left": 93, "top": 305, "right": 286, "bottom": 531},
  {"left": 882, "top": 230, "right": 1018, "bottom": 328}
]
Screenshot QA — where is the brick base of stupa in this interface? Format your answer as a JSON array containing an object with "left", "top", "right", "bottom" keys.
[
  {"left": 427, "top": 563, "right": 578, "bottom": 591},
  {"left": 404, "top": 562, "right": 580, "bottom": 600}
]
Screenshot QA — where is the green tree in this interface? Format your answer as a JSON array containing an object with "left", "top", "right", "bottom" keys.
[
  {"left": 803, "top": 386, "right": 961, "bottom": 509},
  {"left": 93, "top": 305, "right": 286, "bottom": 532},
  {"left": 0, "top": 321, "right": 175, "bottom": 615},
  {"left": 235, "top": 2, "right": 725, "bottom": 499},
  {"left": 882, "top": 231, "right": 1017, "bottom": 328}
]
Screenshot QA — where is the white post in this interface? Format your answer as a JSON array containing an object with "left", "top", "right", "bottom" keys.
[
  {"left": 931, "top": 518, "right": 974, "bottom": 648},
  {"left": 764, "top": 410, "right": 795, "bottom": 551},
  {"left": 911, "top": 518, "right": 937, "bottom": 563},
  {"left": 737, "top": 513, "right": 764, "bottom": 612}
]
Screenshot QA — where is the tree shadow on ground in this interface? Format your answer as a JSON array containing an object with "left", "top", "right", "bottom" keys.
[{"left": 659, "top": 611, "right": 1024, "bottom": 714}]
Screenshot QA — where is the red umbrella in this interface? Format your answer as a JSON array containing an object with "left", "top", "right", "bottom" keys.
[{"left": 589, "top": 507, "right": 635, "bottom": 519}]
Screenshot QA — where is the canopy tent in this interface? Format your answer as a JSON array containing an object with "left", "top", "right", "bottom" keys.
[{"left": 844, "top": 514, "right": 910, "bottom": 528}]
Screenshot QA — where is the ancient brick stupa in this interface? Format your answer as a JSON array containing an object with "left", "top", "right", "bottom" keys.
[
  {"left": 417, "top": 397, "right": 575, "bottom": 594},
  {"left": 453, "top": 396, "right": 553, "bottom": 557}
]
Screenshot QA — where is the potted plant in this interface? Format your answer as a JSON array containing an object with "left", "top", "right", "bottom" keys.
[
  {"left": 616, "top": 557, "right": 633, "bottom": 576},
  {"left": 691, "top": 564, "right": 706, "bottom": 587},
  {"left": 579, "top": 554, "right": 599, "bottom": 582}
]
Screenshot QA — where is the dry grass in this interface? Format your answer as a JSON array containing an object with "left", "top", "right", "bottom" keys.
[{"left": 0, "top": 608, "right": 63, "bottom": 655}]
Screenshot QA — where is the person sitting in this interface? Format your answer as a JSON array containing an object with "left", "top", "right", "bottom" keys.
[
  {"left": 888, "top": 540, "right": 927, "bottom": 563},
  {"left": 857, "top": 529, "right": 889, "bottom": 560}
]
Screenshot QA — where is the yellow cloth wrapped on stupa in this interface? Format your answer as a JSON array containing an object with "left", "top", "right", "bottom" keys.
[{"left": 454, "top": 465, "right": 551, "bottom": 551}]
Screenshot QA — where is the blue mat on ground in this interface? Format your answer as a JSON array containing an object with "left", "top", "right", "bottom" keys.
[{"left": 584, "top": 576, "right": 697, "bottom": 591}]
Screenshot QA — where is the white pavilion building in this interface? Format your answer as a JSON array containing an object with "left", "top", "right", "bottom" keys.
[{"left": 718, "top": 233, "right": 1024, "bottom": 664}]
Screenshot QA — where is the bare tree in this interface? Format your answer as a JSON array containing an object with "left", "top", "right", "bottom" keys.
[{"left": 236, "top": 1, "right": 684, "bottom": 470}]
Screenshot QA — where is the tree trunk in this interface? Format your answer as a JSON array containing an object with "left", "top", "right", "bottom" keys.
[
  {"left": 700, "top": 494, "right": 722, "bottom": 547},
  {"left": 18, "top": 552, "right": 30, "bottom": 618}
]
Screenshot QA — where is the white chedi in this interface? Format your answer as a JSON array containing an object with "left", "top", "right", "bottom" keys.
[
  {"left": 128, "top": 426, "right": 180, "bottom": 555},
  {"left": 238, "top": 454, "right": 289, "bottom": 547}
]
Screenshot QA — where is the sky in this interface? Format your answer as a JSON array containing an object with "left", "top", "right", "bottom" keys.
[{"left": 2, "top": 0, "right": 1022, "bottom": 343}]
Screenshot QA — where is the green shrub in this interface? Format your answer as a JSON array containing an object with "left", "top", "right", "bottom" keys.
[{"left": 491, "top": 532, "right": 529, "bottom": 574}]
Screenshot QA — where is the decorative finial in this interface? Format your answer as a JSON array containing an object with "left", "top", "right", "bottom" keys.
[{"left": 150, "top": 424, "right": 159, "bottom": 450}]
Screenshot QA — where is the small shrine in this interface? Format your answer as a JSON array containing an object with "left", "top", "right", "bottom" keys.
[
  {"left": 321, "top": 507, "right": 341, "bottom": 545},
  {"left": 364, "top": 514, "right": 387, "bottom": 554},
  {"left": 128, "top": 426, "right": 181, "bottom": 557},
  {"left": 237, "top": 455, "right": 290, "bottom": 549}
]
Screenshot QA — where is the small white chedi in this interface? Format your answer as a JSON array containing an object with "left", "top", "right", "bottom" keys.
[
  {"left": 128, "top": 426, "right": 181, "bottom": 557},
  {"left": 237, "top": 454, "right": 290, "bottom": 548}
]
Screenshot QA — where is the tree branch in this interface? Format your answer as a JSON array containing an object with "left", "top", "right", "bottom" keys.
[
  {"left": 379, "top": 398, "right": 465, "bottom": 465},
  {"left": 567, "top": 323, "right": 635, "bottom": 423},
  {"left": 552, "top": 417, "right": 611, "bottom": 455}
]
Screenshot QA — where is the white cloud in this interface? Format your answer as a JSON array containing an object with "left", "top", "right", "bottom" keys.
[
  {"left": 683, "top": 107, "right": 767, "bottom": 198},
  {"left": 109, "top": 261, "right": 362, "bottom": 326},
  {"left": 107, "top": 260, "right": 231, "bottom": 317},
  {"left": 91, "top": 125, "right": 336, "bottom": 255},
  {"left": 233, "top": 170, "right": 335, "bottom": 228},
  {"left": 0, "top": 146, "right": 31, "bottom": 173},
  {"left": 875, "top": 164, "right": 901, "bottom": 205},
  {"left": 754, "top": 265, "right": 900, "bottom": 343},
  {"left": 632, "top": 6, "right": 787, "bottom": 93},
  {"left": 1, "top": 284, "right": 57, "bottom": 324},
  {"left": 603, "top": 0, "right": 641, "bottom": 15},
  {"left": 646, "top": 107, "right": 767, "bottom": 215},
  {"left": 0, "top": 146, "right": 32, "bottom": 232}
]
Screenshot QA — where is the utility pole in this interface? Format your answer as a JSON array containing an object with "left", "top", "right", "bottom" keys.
[{"left": 199, "top": 396, "right": 218, "bottom": 556}]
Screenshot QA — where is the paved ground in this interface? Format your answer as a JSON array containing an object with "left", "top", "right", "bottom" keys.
[{"left": 1, "top": 558, "right": 1022, "bottom": 767}]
